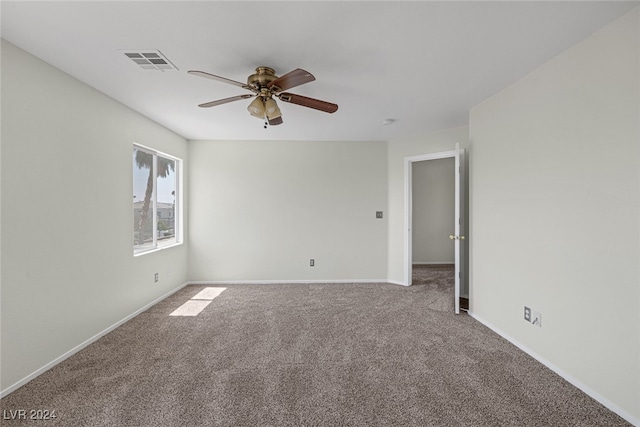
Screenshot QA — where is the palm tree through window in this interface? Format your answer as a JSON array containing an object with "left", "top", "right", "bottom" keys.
[{"left": 133, "top": 145, "right": 180, "bottom": 254}]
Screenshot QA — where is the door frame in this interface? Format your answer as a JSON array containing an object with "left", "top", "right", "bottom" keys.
[{"left": 404, "top": 146, "right": 465, "bottom": 312}]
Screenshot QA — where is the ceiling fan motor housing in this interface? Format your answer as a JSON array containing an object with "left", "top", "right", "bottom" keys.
[{"left": 247, "top": 67, "right": 277, "bottom": 90}]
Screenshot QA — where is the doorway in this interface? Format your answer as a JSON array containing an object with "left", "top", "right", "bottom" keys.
[
  {"left": 404, "top": 146, "right": 467, "bottom": 313},
  {"left": 412, "top": 158, "right": 457, "bottom": 311}
]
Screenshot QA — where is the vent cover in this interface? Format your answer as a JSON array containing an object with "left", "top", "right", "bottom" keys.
[{"left": 121, "top": 50, "right": 178, "bottom": 71}]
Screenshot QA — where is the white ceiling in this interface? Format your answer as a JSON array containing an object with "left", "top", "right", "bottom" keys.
[{"left": 2, "top": 1, "right": 637, "bottom": 141}]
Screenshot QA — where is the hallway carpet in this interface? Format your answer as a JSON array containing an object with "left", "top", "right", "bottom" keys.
[{"left": 412, "top": 264, "right": 455, "bottom": 312}]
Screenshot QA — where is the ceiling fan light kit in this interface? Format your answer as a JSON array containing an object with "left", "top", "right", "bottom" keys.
[
  {"left": 247, "top": 97, "right": 265, "bottom": 118},
  {"left": 264, "top": 98, "right": 282, "bottom": 120},
  {"left": 188, "top": 66, "right": 338, "bottom": 126}
]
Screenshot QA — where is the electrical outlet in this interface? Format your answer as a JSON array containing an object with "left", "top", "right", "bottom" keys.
[
  {"left": 310, "top": 259, "right": 315, "bottom": 267},
  {"left": 524, "top": 306, "right": 531, "bottom": 322},
  {"left": 154, "top": 273, "right": 159, "bottom": 283},
  {"left": 167, "top": 268, "right": 172, "bottom": 277},
  {"left": 531, "top": 311, "right": 542, "bottom": 327},
  {"left": 376, "top": 211, "right": 383, "bottom": 219}
]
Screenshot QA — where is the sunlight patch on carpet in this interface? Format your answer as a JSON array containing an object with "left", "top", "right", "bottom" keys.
[
  {"left": 169, "top": 287, "right": 226, "bottom": 316},
  {"left": 169, "top": 300, "right": 212, "bottom": 316},
  {"left": 192, "top": 287, "right": 226, "bottom": 300}
]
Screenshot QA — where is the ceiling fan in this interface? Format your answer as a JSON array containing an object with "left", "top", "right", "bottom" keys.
[{"left": 188, "top": 67, "right": 338, "bottom": 126}]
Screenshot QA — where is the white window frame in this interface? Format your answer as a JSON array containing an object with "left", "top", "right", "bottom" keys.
[{"left": 133, "top": 143, "right": 182, "bottom": 256}]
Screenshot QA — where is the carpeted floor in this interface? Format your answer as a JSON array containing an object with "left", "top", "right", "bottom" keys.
[
  {"left": 0, "top": 279, "right": 630, "bottom": 426},
  {"left": 411, "top": 264, "right": 456, "bottom": 312}
]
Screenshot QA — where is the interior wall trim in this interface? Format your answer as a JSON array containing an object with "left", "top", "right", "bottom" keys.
[
  {"left": 467, "top": 311, "right": 639, "bottom": 427},
  {"left": 0, "top": 282, "right": 190, "bottom": 398},
  {"left": 188, "top": 279, "right": 395, "bottom": 286},
  {"left": 412, "top": 262, "right": 455, "bottom": 265},
  {"left": 386, "top": 280, "right": 409, "bottom": 287}
]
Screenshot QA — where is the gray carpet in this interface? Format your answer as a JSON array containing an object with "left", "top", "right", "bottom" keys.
[
  {"left": 412, "top": 264, "right": 456, "bottom": 312},
  {"left": 0, "top": 277, "right": 630, "bottom": 426}
]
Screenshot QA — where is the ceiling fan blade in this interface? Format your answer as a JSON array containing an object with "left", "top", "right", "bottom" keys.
[
  {"left": 267, "top": 68, "right": 315, "bottom": 92},
  {"left": 268, "top": 116, "right": 283, "bottom": 126},
  {"left": 198, "top": 94, "right": 254, "bottom": 108},
  {"left": 278, "top": 93, "right": 338, "bottom": 113},
  {"left": 188, "top": 70, "right": 251, "bottom": 90}
]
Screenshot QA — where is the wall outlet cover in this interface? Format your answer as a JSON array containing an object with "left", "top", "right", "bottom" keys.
[
  {"left": 524, "top": 306, "right": 531, "bottom": 322},
  {"left": 532, "top": 311, "right": 542, "bottom": 327}
]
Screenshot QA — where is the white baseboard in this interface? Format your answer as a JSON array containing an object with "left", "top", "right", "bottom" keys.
[
  {"left": 467, "top": 311, "right": 639, "bottom": 427},
  {"left": 387, "top": 280, "right": 409, "bottom": 286},
  {"left": 189, "top": 279, "right": 411, "bottom": 288},
  {"left": 0, "top": 281, "right": 190, "bottom": 398},
  {"left": 189, "top": 279, "right": 391, "bottom": 285},
  {"left": 412, "top": 262, "right": 455, "bottom": 265}
]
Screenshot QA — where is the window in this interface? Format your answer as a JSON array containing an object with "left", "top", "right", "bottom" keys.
[{"left": 133, "top": 144, "right": 181, "bottom": 255}]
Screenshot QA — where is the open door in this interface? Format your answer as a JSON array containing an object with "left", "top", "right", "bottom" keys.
[
  {"left": 404, "top": 144, "right": 466, "bottom": 314},
  {"left": 451, "top": 143, "right": 466, "bottom": 314}
]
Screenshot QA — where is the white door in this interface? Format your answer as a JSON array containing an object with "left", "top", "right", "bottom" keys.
[{"left": 451, "top": 144, "right": 465, "bottom": 314}]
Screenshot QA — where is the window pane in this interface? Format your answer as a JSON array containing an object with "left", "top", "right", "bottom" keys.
[
  {"left": 157, "top": 156, "right": 176, "bottom": 248},
  {"left": 133, "top": 148, "right": 154, "bottom": 252},
  {"left": 133, "top": 145, "right": 180, "bottom": 255}
]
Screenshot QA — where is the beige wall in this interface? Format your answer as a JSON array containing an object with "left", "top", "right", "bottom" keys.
[
  {"left": 1, "top": 41, "right": 189, "bottom": 393},
  {"left": 468, "top": 8, "right": 639, "bottom": 422},
  {"left": 188, "top": 140, "right": 388, "bottom": 282}
]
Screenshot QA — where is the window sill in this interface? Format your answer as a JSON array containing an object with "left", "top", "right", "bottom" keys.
[{"left": 133, "top": 241, "right": 183, "bottom": 257}]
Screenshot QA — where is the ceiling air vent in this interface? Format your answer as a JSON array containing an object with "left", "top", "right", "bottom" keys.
[{"left": 121, "top": 50, "right": 178, "bottom": 71}]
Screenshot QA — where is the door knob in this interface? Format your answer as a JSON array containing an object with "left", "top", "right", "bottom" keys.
[
  {"left": 449, "top": 235, "right": 466, "bottom": 240},
  {"left": 449, "top": 234, "right": 456, "bottom": 240}
]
